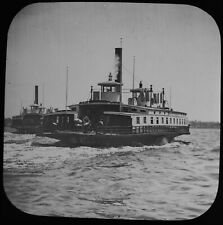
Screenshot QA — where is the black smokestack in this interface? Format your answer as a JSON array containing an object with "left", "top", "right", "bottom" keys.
[
  {"left": 34, "top": 85, "right": 38, "bottom": 105},
  {"left": 115, "top": 48, "right": 122, "bottom": 84}
]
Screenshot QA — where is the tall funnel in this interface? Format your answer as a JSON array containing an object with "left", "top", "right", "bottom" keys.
[
  {"left": 34, "top": 85, "right": 38, "bottom": 105},
  {"left": 115, "top": 48, "right": 122, "bottom": 90}
]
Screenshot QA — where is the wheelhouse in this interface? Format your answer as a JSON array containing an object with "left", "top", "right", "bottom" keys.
[{"left": 42, "top": 110, "right": 78, "bottom": 131}]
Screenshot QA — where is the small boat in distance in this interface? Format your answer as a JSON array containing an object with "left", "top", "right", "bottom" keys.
[
  {"left": 39, "top": 44, "right": 190, "bottom": 147},
  {"left": 11, "top": 85, "right": 51, "bottom": 133}
]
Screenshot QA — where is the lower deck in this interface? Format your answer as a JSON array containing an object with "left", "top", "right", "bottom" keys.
[
  {"left": 42, "top": 110, "right": 190, "bottom": 136},
  {"left": 94, "top": 125, "right": 190, "bottom": 135}
]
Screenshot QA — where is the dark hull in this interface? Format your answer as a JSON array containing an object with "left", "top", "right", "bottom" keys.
[
  {"left": 11, "top": 113, "right": 43, "bottom": 134},
  {"left": 11, "top": 125, "right": 43, "bottom": 134},
  {"left": 38, "top": 130, "right": 188, "bottom": 147}
]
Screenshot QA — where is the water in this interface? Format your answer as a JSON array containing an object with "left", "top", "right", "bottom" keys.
[{"left": 3, "top": 129, "right": 220, "bottom": 219}]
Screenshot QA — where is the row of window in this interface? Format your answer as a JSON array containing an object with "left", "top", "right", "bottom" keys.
[
  {"left": 136, "top": 116, "right": 186, "bottom": 125},
  {"left": 126, "top": 107, "right": 186, "bottom": 115},
  {"left": 44, "top": 115, "right": 73, "bottom": 124},
  {"left": 129, "top": 108, "right": 168, "bottom": 115}
]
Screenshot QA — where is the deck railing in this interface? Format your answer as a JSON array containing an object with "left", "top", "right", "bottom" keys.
[
  {"left": 95, "top": 125, "right": 190, "bottom": 135},
  {"left": 43, "top": 121, "right": 190, "bottom": 135},
  {"left": 96, "top": 125, "right": 132, "bottom": 134}
]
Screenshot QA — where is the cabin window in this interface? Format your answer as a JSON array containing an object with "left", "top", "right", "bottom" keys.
[
  {"left": 132, "top": 127, "right": 136, "bottom": 134},
  {"left": 136, "top": 117, "right": 140, "bottom": 124},
  {"left": 140, "top": 110, "right": 146, "bottom": 113},
  {"left": 131, "top": 108, "right": 137, "bottom": 112},
  {"left": 166, "top": 117, "right": 168, "bottom": 124},
  {"left": 154, "top": 111, "right": 156, "bottom": 114},
  {"left": 173, "top": 118, "right": 175, "bottom": 124},
  {"left": 56, "top": 116, "right": 59, "bottom": 123},
  {"left": 176, "top": 118, "right": 178, "bottom": 124},
  {"left": 73, "top": 107, "right": 76, "bottom": 111},
  {"left": 67, "top": 116, "right": 69, "bottom": 123},
  {"left": 150, "top": 117, "right": 153, "bottom": 124},
  {"left": 143, "top": 117, "right": 147, "bottom": 124},
  {"left": 170, "top": 118, "right": 172, "bottom": 124},
  {"left": 156, "top": 117, "right": 159, "bottom": 124},
  {"left": 162, "top": 117, "right": 164, "bottom": 124}
]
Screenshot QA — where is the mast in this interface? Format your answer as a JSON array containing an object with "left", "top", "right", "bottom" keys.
[
  {"left": 66, "top": 66, "right": 69, "bottom": 112},
  {"left": 20, "top": 99, "right": 23, "bottom": 115},
  {"left": 169, "top": 86, "right": 172, "bottom": 109},
  {"left": 132, "top": 56, "right": 135, "bottom": 101},
  {"left": 42, "top": 83, "right": 45, "bottom": 108}
]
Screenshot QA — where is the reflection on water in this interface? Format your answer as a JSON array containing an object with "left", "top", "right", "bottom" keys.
[{"left": 3, "top": 129, "right": 220, "bottom": 219}]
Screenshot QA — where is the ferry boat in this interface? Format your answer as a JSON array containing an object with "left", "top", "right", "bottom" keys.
[
  {"left": 11, "top": 85, "right": 50, "bottom": 133},
  {"left": 39, "top": 45, "right": 190, "bottom": 147}
]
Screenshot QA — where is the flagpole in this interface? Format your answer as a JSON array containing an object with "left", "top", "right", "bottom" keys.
[
  {"left": 66, "top": 66, "right": 69, "bottom": 112},
  {"left": 169, "top": 86, "right": 172, "bottom": 109},
  {"left": 132, "top": 56, "right": 135, "bottom": 102}
]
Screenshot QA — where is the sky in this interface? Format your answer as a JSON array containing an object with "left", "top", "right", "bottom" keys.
[{"left": 5, "top": 2, "right": 220, "bottom": 122}]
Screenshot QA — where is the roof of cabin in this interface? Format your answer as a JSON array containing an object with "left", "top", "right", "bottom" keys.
[
  {"left": 103, "top": 111, "right": 140, "bottom": 117},
  {"left": 130, "top": 88, "right": 150, "bottom": 92},
  {"left": 122, "top": 104, "right": 187, "bottom": 115},
  {"left": 29, "top": 104, "right": 40, "bottom": 107},
  {"left": 45, "top": 110, "right": 78, "bottom": 116},
  {"left": 97, "top": 81, "right": 123, "bottom": 86},
  {"left": 78, "top": 101, "right": 120, "bottom": 105}
]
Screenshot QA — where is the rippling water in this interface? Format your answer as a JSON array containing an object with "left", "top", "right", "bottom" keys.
[{"left": 3, "top": 128, "right": 220, "bottom": 219}]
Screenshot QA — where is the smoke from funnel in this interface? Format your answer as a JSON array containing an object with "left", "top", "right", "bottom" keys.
[
  {"left": 114, "top": 48, "right": 122, "bottom": 83},
  {"left": 114, "top": 48, "right": 122, "bottom": 92}
]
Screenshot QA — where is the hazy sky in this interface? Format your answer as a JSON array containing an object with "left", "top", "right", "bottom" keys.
[{"left": 5, "top": 2, "right": 220, "bottom": 121}]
